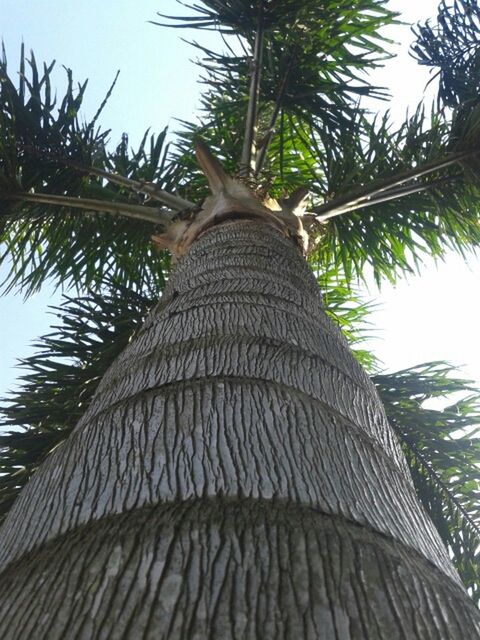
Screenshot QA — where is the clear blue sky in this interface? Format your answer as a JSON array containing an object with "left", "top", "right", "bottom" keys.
[{"left": 1, "top": 0, "right": 479, "bottom": 400}]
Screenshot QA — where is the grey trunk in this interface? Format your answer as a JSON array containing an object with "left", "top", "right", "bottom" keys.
[{"left": 0, "top": 221, "right": 478, "bottom": 639}]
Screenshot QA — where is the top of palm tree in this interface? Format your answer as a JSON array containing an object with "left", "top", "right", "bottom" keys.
[{"left": 0, "top": 0, "right": 480, "bottom": 294}]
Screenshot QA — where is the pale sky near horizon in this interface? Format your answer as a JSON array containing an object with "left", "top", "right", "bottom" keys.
[{"left": 0, "top": 0, "right": 479, "bottom": 401}]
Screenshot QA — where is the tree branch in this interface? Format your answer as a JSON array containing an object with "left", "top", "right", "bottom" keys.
[
  {"left": 317, "top": 176, "right": 460, "bottom": 222},
  {"left": 239, "top": 7, "right": 265, "bottom": 177},
  {"left": 254, "top": 62, "right": 292, "bottom": 177},
  {"left": 312, "top": 150, "right": 476, "bottom": 220},
  {"left": 50, "top": 157, "right": 194, "bottom": 211},
  {"left": 6, "top": 192, "right": 172, "bottom": 226}
]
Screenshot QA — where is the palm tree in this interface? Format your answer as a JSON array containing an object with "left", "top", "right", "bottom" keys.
[{"left": 0, "top": 0, "right": 479, "bottom": 636}]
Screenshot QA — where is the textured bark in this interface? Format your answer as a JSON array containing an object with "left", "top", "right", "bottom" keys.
[{"left": 0, "top": 220, "right": 478, "bottom": 639}]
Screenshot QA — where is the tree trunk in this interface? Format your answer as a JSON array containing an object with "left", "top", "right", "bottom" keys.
[{"left": 0, "top": 220, "right": 478, "bottom": 639}]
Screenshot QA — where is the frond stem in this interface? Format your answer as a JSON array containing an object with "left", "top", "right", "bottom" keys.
[
  {"left": 53, "top": 158, "right": 194, "bottom": 211},
  {"left": 239, "top": 7, "right": 265, "bottom": 177},
  {"left": 254, "top": 61, "right": 292, "bottom": 176},
  {"left": 317, "top": 176, "right": 460, "bottom": 222},
  {"left": 7, "top": 192, "right": 172, "bottom": 226},
  {"left": 312, "top": 149, "right": 476, "bottom": 219}
]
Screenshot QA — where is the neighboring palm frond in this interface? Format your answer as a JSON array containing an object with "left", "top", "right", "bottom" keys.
[
  {"left": 412, "top": 0, "right": 480, "bottom": 108},
  {"left": 375, "top": 362, "right": 480, "bottom": 604},
  {"left": 0, "top": 282, "right": 157, "bottom": 519},
  {"left": 316, "top": 269, "right": 379, "bottom": 372}
]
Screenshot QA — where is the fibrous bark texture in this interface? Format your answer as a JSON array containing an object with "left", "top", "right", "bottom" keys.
[{"left": 0, "top": 220, "right": 478, "bottom": 639}]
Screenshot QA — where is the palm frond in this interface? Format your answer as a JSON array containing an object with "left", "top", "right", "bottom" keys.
[
  {"left": 157, "top": 0, "right": 396, "bottom": 177},
  {"left": 0, "top": 48, "right": 183, "bottom": 293},
  {"left": 374, "top": 362, "right": 480, "bottom": 604},
  {"left": 412, "top": 0, "right": 480, "bottom": 108},
  {"left": 308, "top": 105, "right": 480, "bottom": 283},
  {"left": 0, "top": 281, "right": 158, "bottom": 521}
]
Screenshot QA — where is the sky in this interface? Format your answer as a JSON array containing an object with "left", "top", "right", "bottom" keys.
[{"left": 0, "top": 0, "right": 479, "bottom": 401}]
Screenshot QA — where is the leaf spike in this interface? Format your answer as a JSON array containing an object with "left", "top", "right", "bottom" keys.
[
  {"left": 194, "top": 137, "right": 231, "bottom": 194},
  {"left": 285, "top": 187, "right": 310, "bottom": 214}
]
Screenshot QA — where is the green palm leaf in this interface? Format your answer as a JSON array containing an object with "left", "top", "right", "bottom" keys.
[
  {"left": 0, "top": 281, "right": 157, "bottom": 518},
  {"left": 374, "top": 362, "right": 480, "bottom": 604},
  {"left": 412, "top": 0, "right": 480, "bottom": 108},
  {"left": 0, "top": 48, "right": 182, "bottom": 294}
]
